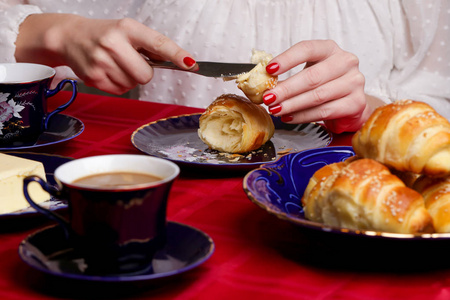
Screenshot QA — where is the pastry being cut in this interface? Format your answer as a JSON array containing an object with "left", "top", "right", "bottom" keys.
[
  {"left": 301, "top": 158, "right": 434, "bottom": 234},
  {"left": 198, "top": 94, "right": 275, "bottom": 153},
  {"left": 352, "top": 99, "right": 450, "bottom": 177},
  {"left": 234, "top": 50, "right": 278, "bottom": 104}
]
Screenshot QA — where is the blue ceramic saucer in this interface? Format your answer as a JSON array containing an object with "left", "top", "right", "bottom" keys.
[
  {"left": 19, "top": 221, "right": 214, "bottom": 283},
  {"left": 0, "top": 114, "right": 84, "bottom": 150}
]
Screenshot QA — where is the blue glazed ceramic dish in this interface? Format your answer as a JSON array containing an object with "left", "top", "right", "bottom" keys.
[{"left": 243, "top": 146, "right": 450, "bottom": 240}]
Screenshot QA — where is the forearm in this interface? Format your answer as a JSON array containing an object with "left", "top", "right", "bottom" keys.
[{"left": 15, "top": 13, "right": 82, "bottom": 67}]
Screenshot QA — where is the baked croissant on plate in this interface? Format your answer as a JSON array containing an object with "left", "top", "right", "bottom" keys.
[
  {"left": 352, "top": 99, "right": 450, "bottom": 177},
  {"left": 301, "top": 158, "right": 434, "bottom": 234},
  {"left": 235, "top": 50, "right": 278, "bottom": 104},
  {"left": 413, "top": 175, "right": 450, "bottom": 233},
  {"left": 198, "top": 94, "right": 275, "bottom": 153}
]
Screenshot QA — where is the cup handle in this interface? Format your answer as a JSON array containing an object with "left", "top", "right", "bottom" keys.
[
  {"left": 43, "top": 79, "right": 78, "bottom": 130},
  {"left": 23, "top": 175, "right": 71, "bottom": 239}
]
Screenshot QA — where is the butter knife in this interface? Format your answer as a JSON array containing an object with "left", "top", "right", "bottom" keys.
[{"left": 146, "top": 60, "right": 256, "bottom": 78}]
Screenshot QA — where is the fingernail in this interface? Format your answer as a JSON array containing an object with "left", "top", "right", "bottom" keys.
[
  {"left": 269, "top": 105, "right": 282, "bottom": 114},
  {"left": 263, "top": 93, "right": 276, "bottom": 105},
  {"left": 266, "top": 63, "right": 279, "bottom": 74},
  {"left": 183, "top": 57, "right": 196, "bottom": 68},
  {"left": 281, "top": 115, "right": 293, "bottom": 122}
]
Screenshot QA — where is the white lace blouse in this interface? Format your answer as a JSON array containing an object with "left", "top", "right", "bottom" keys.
[{"left": 1, "top": 0, "right": 449, "bottom": 119}]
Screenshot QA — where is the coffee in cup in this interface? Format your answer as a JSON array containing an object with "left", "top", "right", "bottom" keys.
[
  {"left": 23, "top": 154, "right": 180, "bottom": 275},
  {"left": 0, "top": 63, "right": 77, "bottom": 147}
]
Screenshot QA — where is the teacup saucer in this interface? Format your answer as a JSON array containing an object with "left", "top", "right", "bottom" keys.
[
  {"left": 0, "top": 114, "right": 84, "bottom": 150},
  {"left": 19, "top": 221, "right": 214, "bottom": 283}
]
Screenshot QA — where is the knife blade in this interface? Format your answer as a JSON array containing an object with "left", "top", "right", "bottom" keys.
[{"left": 146, "top": 60, "right": 256, "bottom": 78}]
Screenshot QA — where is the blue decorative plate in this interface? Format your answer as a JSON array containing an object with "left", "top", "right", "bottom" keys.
[
  {"left": 0, "top": 114, "right": 84, "bottom": 150},
  {"left": 0, "top": 152, "right": 72, "bottom": 220},
  {"left": 131, "top": 113, "right": 331, "bottom": 171},
  {"left": 19, "top": 221, "right": 214, "bottom": 284},
  {"left": 243, "top": 146, "right": 450, "bottom": 240}
]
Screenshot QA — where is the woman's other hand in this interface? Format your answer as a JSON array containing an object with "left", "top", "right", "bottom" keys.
[{"left": 262, "top": 40, "right": 375, "bottom": 133}]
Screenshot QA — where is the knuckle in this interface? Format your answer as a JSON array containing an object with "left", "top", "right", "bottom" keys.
[
  {"left": 97, "top": 34, "right": 117, "bottom": 51},
  {"left": 98, "top": 19, "right": 136, "bottom": 50},
  {"left": 274, "top": 82, "right": 290, "bottom": 100},
  {"left": 324, "top": 40, "right": 339, "bottom": 54},
  {"left": 299, "top": 40, "right": 315, "bottom": 55},
  {"left": 150, "top": 33, "right": 171, "bottom": 52},
  {"left": 352, "top": 72, "right": 365, "bottom": 87},
  {"left": 135, "top": 70, "right": 153, "bottom": 85},
  {"left": 304, "top": 67, "right": 322, "bottom": 87},
  {"left": 325, "top": 39, "right": 338, "bottom": 48},
  {"left": 115, "top": 18, "right": 136, "bottom": 31},
  {"left": 316, "top": 107, "right": 332, "bottom": 120},
  {"left": 345, "top": 52, "right": 360, "bottom": 67},
  {"left": 88, "top": 50, "right": 110, "bottom": 69},
  {"left": 312, "top": 86, "right": 329, "bottom": 105}
]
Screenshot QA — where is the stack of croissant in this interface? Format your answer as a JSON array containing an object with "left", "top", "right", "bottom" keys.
[{"left": 302, "top": 99, "right": 450, "bottom": 233}]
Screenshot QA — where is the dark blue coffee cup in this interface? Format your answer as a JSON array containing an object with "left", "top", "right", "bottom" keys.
[
  {"left": 23, "top": 154, "right": 180, "bottom": 276},
  {"left": 0, "top": 63, "right": 77, "bottom": 147}
]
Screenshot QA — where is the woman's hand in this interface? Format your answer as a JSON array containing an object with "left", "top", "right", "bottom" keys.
[
  {"left": 15, "top": 14, "right": 196, "bottom": 95},
  {"left": 262, "top": 40, "right": 373, "bottom": 133}
]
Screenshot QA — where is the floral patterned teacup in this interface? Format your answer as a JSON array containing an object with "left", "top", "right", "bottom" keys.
[{"left": 0, "top": 63, "right": 77, "bottom": 147}]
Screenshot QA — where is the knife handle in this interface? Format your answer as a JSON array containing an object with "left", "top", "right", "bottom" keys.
[{"left": 145, "top": 59, "right": 182, "bottom": 71}]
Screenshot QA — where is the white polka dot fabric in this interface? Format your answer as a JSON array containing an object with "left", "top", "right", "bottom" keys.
[{"left": 1, "top": 0, "right": 449, "bottom": 118}]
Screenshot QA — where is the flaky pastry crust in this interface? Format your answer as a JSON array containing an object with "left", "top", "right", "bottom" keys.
[
  {"left": 198, "top": 94, "right": 274, "bottom": 153},
  {"left": 302, "top": 158, "right": 434, "bottom": 234}
]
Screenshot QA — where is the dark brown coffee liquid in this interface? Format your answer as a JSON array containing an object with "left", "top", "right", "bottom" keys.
[{"left": 73, "top": 172, "right": 162, "bottom": 187}]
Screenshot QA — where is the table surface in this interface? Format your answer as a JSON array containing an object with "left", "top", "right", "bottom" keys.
[{"left": 1, "top": 91, "right": 449, "bottom": 300}]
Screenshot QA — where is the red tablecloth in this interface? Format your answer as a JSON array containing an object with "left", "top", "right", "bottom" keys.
[{"left": 0, "top": 92, "right": 448, "bottom": 300}]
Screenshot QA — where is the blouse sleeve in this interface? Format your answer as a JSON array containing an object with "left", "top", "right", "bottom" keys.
[
  {"left": 387, "top": 0, "right": 450, "bottom": 117},
  {"left": 0, "top": 3, "right": 42, "bottom": 63}
]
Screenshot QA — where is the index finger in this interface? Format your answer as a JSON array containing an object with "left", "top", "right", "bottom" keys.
[
  {"left": 126, "top": 20, "right": 196, "bottom": 69},
  {"left": 269, "top": 40, "right": 340, "bottom": 75}
]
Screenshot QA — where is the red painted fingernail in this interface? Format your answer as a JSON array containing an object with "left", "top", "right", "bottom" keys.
[
  {"left": 269, "top": 105, "right": 282, "bottom": 114},
  {"left": 266, "top": 63, "right": 279, "bottom": 74},
  {"left": 281, "top": 115, "right": 293, "bottom": 122},
  {"left": 263, "top": 93, "right": 276, "bottom": 105},
  {"left": 183, "top": 57, "right": 196, "bottom": 68}
]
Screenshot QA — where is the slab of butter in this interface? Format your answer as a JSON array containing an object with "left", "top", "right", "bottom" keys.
[{"left": 0, "top": 153, "right": 49, "bottom": 214}]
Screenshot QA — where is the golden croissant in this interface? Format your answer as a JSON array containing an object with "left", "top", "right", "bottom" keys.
[
  {"left": 352, "top": 100, "right": 450, "bottom": 177},
  {"left": 302, "top": 158, "right": 434, "bottom": 234},
  {"left": 413, "top": 175, "right": 450, "bottom": 233},
  {"left": 198, "top": 94, "right": 274, "bottom": 153}
]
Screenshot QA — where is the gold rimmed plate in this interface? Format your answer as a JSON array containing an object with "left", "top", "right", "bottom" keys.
[
  {"left": 131, "top": 113, "right": 331, "bottom": 171},
  {"left": 243, "top": 146, "right": 450, "bottom": 270}
]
